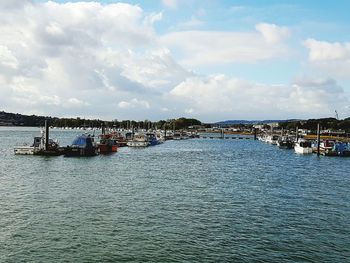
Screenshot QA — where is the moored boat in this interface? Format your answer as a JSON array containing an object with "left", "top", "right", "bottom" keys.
[
  {"left": 64, "top": 134, "right": 98, "bottom": 157},
  {"left": 173, "top": 132, "right": 189, "bottom": 140},
  {"left": 322, "top": 141, "right": 350, "bottom": 157},
  {"left": 335, "top": 142, "right": 350, "bottom": 157},
  {"left": 146, "top": 133, "right": 160, "bottom": 146},
  {"left": 277, "top": 136, "right": 294, "bottom": 149},
  {"left": 127, "top": 134, "right": 149, "bottom": 147},
  {"left": 319, "top": 140, "right": 336, "bottom": 155},
  {"left": 97, "top": 133, "right": 118, "bottom": 154},
  {"left": 266, "top": 135, "right": 279, "bottom": 145},
  {"left": 14, "top": 121, "right": 63, "bottom": 156},
  {"left": 294, "top": 139, "right": 313, "bottom": 154},
  {"left": 114, "top": 132, "right": 128, "bottom": 147}
]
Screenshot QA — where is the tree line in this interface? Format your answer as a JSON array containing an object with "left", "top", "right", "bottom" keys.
[
  {"left": 0, "top": 111, "right": 202, "bottom": 130},
  {"left": 278, "top": 117, "right": 350, "bottom": 132}
]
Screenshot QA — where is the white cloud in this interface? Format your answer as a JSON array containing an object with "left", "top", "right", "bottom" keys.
[
  {"left": 39, "top": 95, "right": 61, "bottom": 106},
  {"left": 0, "top": 0, "right": 31, "bottom": 9},
  {"left": 67, "top": 98, "right": 89, "bottom": 107},
  {"left": 144, "top": 12, "right": 163, "bottom": 26},
  {"left": 255, "top": 23, "right": 290, "bottom": 44},
  {"left": 170, "top": 75, "right": 349, "bottom": 120},
  {"left": 0, "top": 2, "right": 348, "bottom": 121},
  {"left": 118, "top": 101, "right": 132, "bottom": 109},
  {"left": 0, "top": 1, "right": 188, "bottom": 119},
  {"left": 304, "top": 39, "right": 350, "bottom": 61},
  {"left": 0, "top": 45, "right": 18, "bottom": 68},
  {"left": 118, "top": 98, "right": 150, "bottom": 109},
  {"left": 162, "top": 0, "right": 178, "bottom": 9},
  {"left": 118, "top": 48, "right": 193, "bottom": 92},
  {"left": 303, "top": 39, "right": 350, "bottom": 79},
  {"left": 176, "top": 16, "right": 205, "bottom": 29},
  {"left": 160, "top": 23, "right": 290, "bottom": 66},
  {"left": 185, "top": 108, "right": 194, "bottom": 114}
]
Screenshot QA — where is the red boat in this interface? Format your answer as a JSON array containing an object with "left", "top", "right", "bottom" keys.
[
  {"left": 97, "top": 133, "right": 118, "bottom": 153},
  {"left": 111, "top": 132, "right": 128, "bottom": 147}
]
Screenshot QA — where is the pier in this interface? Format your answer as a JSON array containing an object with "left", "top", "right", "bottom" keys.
[{"left": 200, "top": 136, "right": 252, "bottom": 140}]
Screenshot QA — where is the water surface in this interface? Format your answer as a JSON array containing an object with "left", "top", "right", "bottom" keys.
[{"left": 1, "top": 127, "right": 349, "bottom": 262}]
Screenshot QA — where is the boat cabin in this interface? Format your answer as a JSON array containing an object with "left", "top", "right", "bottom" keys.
[
  {"left": 71, "top": 134, "right": 95, "bottom": 148},
  {"left": 299, "top": 141, "right": 312, "bottom": 148}
]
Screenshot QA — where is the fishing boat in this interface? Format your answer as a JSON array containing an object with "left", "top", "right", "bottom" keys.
[
  {"left": 294, "top": 139, "right": 313, "bottom": 154},
  {"left": 97, "top": 133, "right": 118, "bottom": 154},
  {"left": 127, "top": 134, "right": 149, "bottom": 147},
  {"left": 173, "top": 132, "right": 189, "bottom": 140},
  {"left": 114, "top": 132, "right": 128, "bottom": 147},
  {"left": 265, "top": 135, "right": 279, "bottom": 145},
  {"left": 277, "top": 136, "right": 294, "bottom": 149},
  {"left": 319, "top": 140, "right": 336, "bottom": 154},
  {"left": 334, "top": 142, "right": 350, "bottom": 157},
  {"left": 14, "top": 121, "right": 63, "bottom": 156},
  {"left": 146, "top": 133, "right": 160, "bottom": 146},
  {"left": 64, "top": 134, "right": 98, "bottom": 157},
  {"left": 322, "top": 141, "right": 350, "bottom": 157}
]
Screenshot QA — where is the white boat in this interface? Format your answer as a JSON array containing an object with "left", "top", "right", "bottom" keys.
[
  {"left": 258, "top": 135, "right": 267, "bottom": 142},
  {"left": 265, "top": 135, "right": 279, "bottom": 145},
  {"left": 294, "top": 139, "right": 313, "bottom": 154},
  {"left": 320, "top": 140, "right": 335, "bottom": 152},
  {"left": 14, "top": 121, "right": 61, "bottom": 155},
  {"left": 127, "top": 135, "right": 149, "bottom": 147}
]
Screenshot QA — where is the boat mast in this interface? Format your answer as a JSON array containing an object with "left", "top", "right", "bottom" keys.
[
  {"left": 317, "top": 123, "right": 321, "bottom": 156},
  {"left": 164, "top": 123, "right": 167, "bottom": 141},
  {"left": 101, "top": 123, "right": 105, "bottom": 135},
  {"left": 45, "top": 120, "right": 49, "bottom": 151}
]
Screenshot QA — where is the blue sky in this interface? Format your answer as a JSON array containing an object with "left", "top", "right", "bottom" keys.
[{"left": 1, "top": 0, "right": 350, "bottom": 121}]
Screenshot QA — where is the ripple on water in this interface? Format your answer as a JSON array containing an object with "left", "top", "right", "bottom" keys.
[{"left": 0, "top": 128, "right": 350, "bottom": 262}]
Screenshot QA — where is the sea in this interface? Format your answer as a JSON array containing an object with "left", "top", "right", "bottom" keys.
[{"left": 1, "top": 127, "right": 349, "bottom": 262}]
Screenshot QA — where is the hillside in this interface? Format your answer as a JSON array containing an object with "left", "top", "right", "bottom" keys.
[{"left": 0, "top": 111, "right": 57, "bottom": 126}]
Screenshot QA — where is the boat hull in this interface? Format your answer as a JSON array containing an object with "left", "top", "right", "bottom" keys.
[
  {"left": 127, "top": 141, "right": 149, "bottom": 147},
  {"left": 64, "top": 147, "right": 98, "bottom": 157},
  {"left": 294, "top": 146, "right": 313, "bottom": 154},
  {"left": 277, "top": 141, "right": 294, "bottom": 149},
  {"left": 98, "top": 144, "right": 118, "bottom": 153},
  {"left": 14, "top": 146, "right": 36, "bottom": 155}
]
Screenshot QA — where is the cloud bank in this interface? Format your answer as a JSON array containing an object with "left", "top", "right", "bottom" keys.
[
  {"left": 160, "top": 23, "right": 290, "bottom": 66},
  {"left": 0, "top": 1, "right": 348, "bottom": 121}
]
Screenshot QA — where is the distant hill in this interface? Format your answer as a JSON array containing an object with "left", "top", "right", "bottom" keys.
[
  {"left": 0, "top": 110, "right": 104, "bottom": 127},
  {"left": 0, "top": 111, "right": 57, "bottom": 126},
  {"left": 0, "top": 111, "right": 111, "bottom": 127}
]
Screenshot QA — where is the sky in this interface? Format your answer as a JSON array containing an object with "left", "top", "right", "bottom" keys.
[{"left": 1, "top": 0, "right": 350, "bottom": 122}]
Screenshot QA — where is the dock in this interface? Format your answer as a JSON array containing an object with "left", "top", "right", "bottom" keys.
[{"left": 200, "top": 136, "right": 252, "bottom": 140}]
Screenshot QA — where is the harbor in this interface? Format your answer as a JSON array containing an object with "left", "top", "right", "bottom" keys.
[
  {"left": 13, "top": 120, "right": 200, "bottom": 157},
  {"left": 1, "top": 125, "right": 350, "bottom": 262},
  {"left": 257, "top": 125, "right": 350, "bottom": 157},
  {"left": 12, "top": 119, "right": 350, "bottom": 158},
  {"left": 2, "top": 0, "right": 350, "bottom": 261}
]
